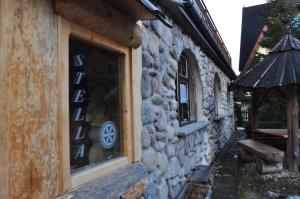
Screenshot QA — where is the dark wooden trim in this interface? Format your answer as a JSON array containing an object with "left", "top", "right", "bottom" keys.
[
  {"left": 251, "top": 91, "right": 259, "bottom": 136},
  {"left": 286, "top": 84, "right": 299, "bottom": 171}
]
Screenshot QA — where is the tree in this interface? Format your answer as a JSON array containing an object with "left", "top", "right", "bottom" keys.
[
  {"left": 260, "top": 0, "right": 300, "bottom": 49},
  {"left": 252, "top": 0, "right": 300, "bottom": 129}
]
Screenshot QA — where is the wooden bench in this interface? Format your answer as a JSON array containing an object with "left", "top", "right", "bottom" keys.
[{"left": 237, "top": 139, "right": 285, "bottom": 174}]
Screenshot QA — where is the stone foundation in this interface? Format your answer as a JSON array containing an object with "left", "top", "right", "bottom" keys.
[{"left": 140, "top": 13, "right": 235, "bottom": 199}]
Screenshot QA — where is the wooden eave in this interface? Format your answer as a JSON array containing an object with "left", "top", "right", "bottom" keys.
[
  {"left": 107, "top": 0, "right": 159, "bottom": 21},
  {"left": 54, "top": 0, "right": 171, "bottom": 48}
]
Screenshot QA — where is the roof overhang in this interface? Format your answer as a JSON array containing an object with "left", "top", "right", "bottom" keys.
[
  {"left": 156, "top": 0, "right": 236, "bottom": 79},
  {"left": 108, "top": 0, "right": 172, "bottom": 28},
  {"left": 54, "top": 0, "right": 171, "bottom": 48}
]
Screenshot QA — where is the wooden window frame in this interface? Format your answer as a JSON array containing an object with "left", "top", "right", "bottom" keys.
[
  {"left": 58, "top": 17, "right": 142, "bottom": 193},
  {"left": 176, "top": 55, "right": 196, "bottom": 126}
]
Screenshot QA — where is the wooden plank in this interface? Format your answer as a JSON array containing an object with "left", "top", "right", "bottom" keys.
[
  {"left": 239, "top": 148, "right": 257, "bottom": 162},
  {"left": 130, "top": 27, "right": 143, "bottom": 162},
  {"left": 254, "top": 129, "right": 300, "bottom": 140},
  {"left": 255, "top": 129, "right": 288, "bottom": 135},
  {"left": 286, "top": 84, "right": 299, "bottom": 171},
  {"left": 0, "top": 0, "right": 60, "bottom": 198},
  {"left": 0, "top": 0, "right": 10, "bottom": 198},
  {"left": 256, "top": 159, "right": 283, "bottom": 174},
  {"left": 122, "top": 40, "right": 133, "bottom": 162},
  {"left": 251, "top": 91, "right": 259, "bottom": 137},
  {"left": 54, "top": 0, "right": 142, "bottom": 48},
  {"left": 237, "top": 139, "right": 284, "bottom": 162},
  {"left": 58, "top": 17, "right": 72, "bottom": 193},
  {"left": 71, "top": 157, "right": 129, "bottom": 188}
]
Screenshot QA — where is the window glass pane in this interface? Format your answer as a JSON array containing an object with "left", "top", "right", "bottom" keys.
[
  {"left": 179, "top": 82, "right": 189, "bottom": 124},
  {"left": 179, "top": 56, "right": 187, "bottom": 76},
  {"left": 69, "top": 36, "right": 122, "bottom": 172},
  {"left": 179, "top": 83, "right": 188, "bottom": 104},
  {"left": 180, "top": 103, "right": 189, "bottom": 124}
]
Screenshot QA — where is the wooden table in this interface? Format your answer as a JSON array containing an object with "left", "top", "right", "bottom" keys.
[
  {"left": 253, "top": 129, "right": 300, "bottom": 150},
  {"left": 254, "top": 129, "right": 300, "bottom": 140}
]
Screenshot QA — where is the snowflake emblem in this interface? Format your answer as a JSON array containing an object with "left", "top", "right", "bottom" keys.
[{"left": 99, "top": 121, "right": 117, "bottom": 149}]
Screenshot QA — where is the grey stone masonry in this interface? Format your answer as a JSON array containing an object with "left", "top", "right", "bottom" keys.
[{"left": 140, "top": 8, "right": 235, "bottom": 199}]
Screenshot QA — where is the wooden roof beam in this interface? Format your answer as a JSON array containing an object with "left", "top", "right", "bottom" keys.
[{"left": 54, "top": 0, "right": 142, "bottom": 48}]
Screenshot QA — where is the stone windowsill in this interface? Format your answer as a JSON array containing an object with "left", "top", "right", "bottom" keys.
[
  {"left": 177, "top": 121, "right": 210, "bottom": 137},
  {"left": 57, "top": 163, "right": 147, "bottom": 199}
]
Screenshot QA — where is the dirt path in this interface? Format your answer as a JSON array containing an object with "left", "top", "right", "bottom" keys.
[{"left": 211, "top": 130, "right": 300, "bottom": 199}]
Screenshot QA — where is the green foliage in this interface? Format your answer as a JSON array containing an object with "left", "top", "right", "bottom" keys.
[
  {"left": 257, "top": 95, "right": 300, "bottom": 128},
  {"left": 249, "top": 0, "right": 300, "bottom": 66},
  {"left": 258, "top": 95, "right": 287, "bottom": 128},
  {"left": 251, "top": 1, "right": 300, "bottom": 128},
  {"left": 260, "top": 0, "right": 300, "bottom": 49},
  {"left": 251, "top": 52, "right": 266, "bottom": 66}
]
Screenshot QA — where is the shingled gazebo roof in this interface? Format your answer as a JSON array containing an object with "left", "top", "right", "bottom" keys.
[{"left": 232, "top": 33, "right": 300, "bottom": 90}]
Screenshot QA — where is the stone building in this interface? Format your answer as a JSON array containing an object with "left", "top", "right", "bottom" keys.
[
  {"left": 0, "top": 0, "right": 235, "bottom": 199},
  {"left": 140, "top": 2, "right": 236, "bottom": 198}
]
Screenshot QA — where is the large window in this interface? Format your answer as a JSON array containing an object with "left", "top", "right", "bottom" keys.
[
  {"left": 58, "top": 19, "right": 141, "bottom": 190},
  {"left": 69, "top": 37, "right": 122, "bottom": 172},
  {"left": 176, "top": 55, "right": 196, "bottom": 125}
]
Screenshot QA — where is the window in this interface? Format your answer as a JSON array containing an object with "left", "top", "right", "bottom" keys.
[
  {"left": 69, "top": 37, "right": 122, "bottom": 172},
  {"left": 176, "top": 55, "right": 196, "bottom": 125},
  {"left": 58, "top": 18, "right": 141, "bottom": 191},
  {"left": 214, "top": 74, "right": 221, "bottom": 116},
  {"left": 227, "top": 88, "right": 231, "bottom": 107}
]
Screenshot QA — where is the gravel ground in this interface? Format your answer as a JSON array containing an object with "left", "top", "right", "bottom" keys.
[{"left": 211, "top": 130, "right": 300, "bottom": 199}]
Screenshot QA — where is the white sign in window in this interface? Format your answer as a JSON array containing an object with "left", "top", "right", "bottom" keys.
[{"left": 180, "top": 83, "right": 188, "bottom": 104}]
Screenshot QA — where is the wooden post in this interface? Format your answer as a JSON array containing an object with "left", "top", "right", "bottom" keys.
[
  {"left": 286, "top": 84, "right": 299, "bottom": 172},
  {"left": 251, "top": 91, "right": 259, "bottom": 138},
  {"left": 0, "top": 1, "right": 61, "bottom": 197}
]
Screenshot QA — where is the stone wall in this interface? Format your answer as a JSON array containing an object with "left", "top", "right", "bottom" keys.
[{"left": 140, "top": 14, "right": 235, "bottom": 199}]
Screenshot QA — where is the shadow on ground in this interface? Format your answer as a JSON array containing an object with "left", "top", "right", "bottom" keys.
[{"left": 211, "top": 130, "right": 300, "bottom": 199}]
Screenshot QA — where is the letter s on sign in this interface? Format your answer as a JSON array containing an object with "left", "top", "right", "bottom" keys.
[{"left": 74, "top": 54, "right": 84, "bottom": 67}]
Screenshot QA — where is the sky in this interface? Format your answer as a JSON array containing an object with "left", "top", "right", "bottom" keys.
[{"left": 203, "top": 0, "right": 267, "bottom": 74}]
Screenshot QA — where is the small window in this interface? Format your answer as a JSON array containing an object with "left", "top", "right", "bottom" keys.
[
  {"left": 176, "top": 55, "right": 196, "bottom": 125},
  {"left": 214, "top": 74, "right": 221, "bottom": 116},
  {"left": 227, "top": 90, "right": 231, "bottom": 106},
  {"left": 69, "top": 37, "right": 122, "bottom": 172}
]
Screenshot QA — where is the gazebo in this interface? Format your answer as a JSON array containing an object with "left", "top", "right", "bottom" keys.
[{"left": 231, "top": 33, "right": 300, "bottom": 171}]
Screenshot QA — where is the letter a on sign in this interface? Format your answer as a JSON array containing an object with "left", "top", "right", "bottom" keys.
[{"left": 74, "top": 144, "right": 85, "bottom": 159}]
